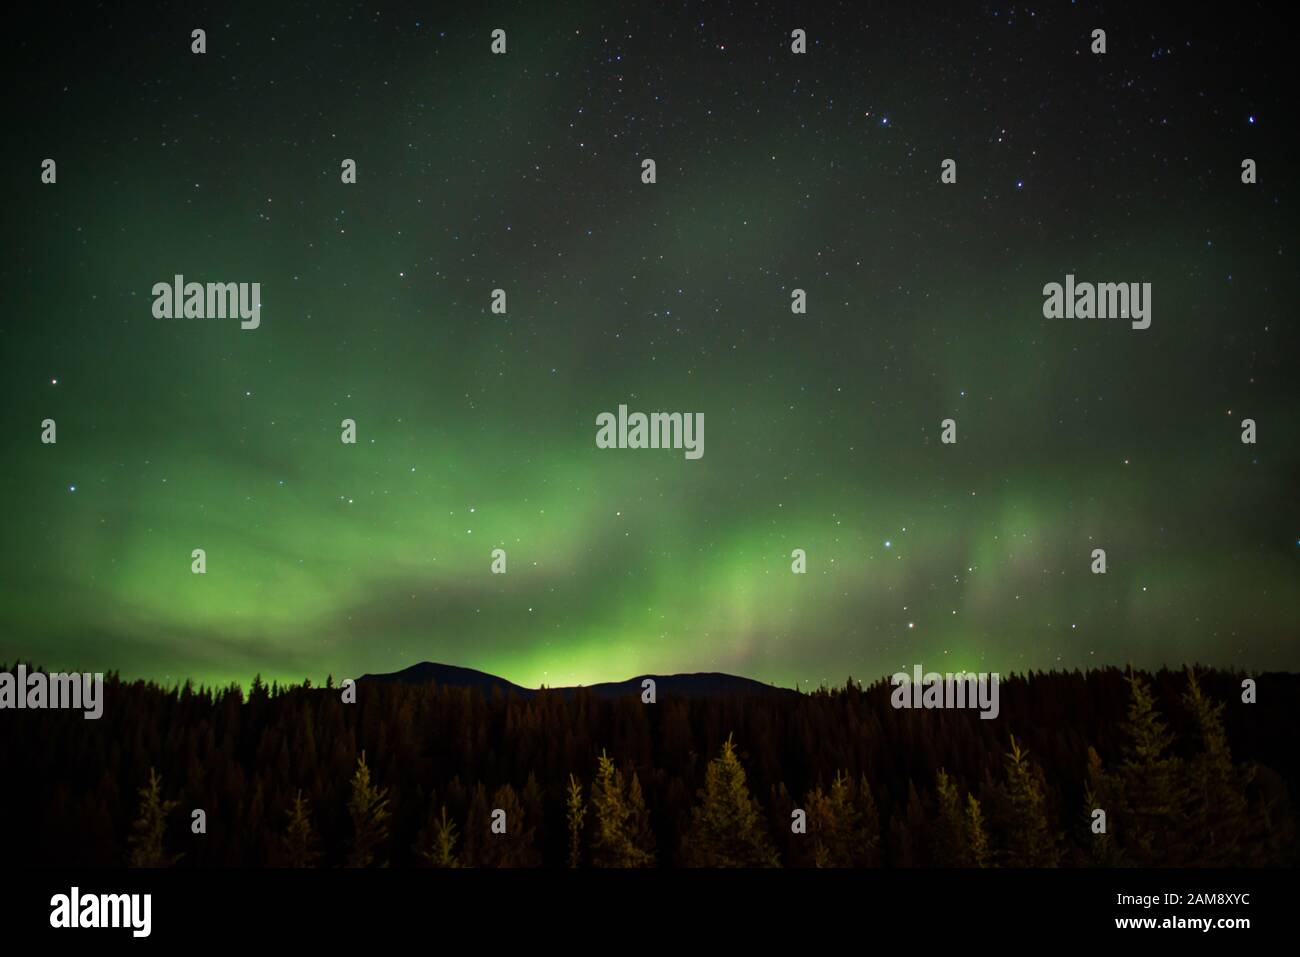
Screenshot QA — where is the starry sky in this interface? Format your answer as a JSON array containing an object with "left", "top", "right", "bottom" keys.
[{"left": 2, "top": 2, "right": 1297, "bottom": 689}]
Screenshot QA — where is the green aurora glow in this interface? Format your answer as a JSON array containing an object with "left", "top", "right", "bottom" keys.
[{"left": 3, "top": 5, "right": 1297, "bottom": 689}]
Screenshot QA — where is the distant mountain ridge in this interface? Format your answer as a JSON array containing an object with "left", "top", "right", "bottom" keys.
[{"left": 357, "top": 661, "right": 796, "bottom": 699}]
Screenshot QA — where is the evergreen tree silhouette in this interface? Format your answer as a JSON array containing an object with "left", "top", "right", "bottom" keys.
[
  {"left": 479, "top": 783, "right": 540, "bottom": 867},
  {"left": 803, "top": 783, "right": 834, "bottom": 867},
  {"left": 463, "top": 783, "right": 489, "bottom": 866},
  {"left": 627, "top": 770, "right": 657, "bottom": 865},
  {"left": 283, "top": 789, "right": 320, "bottom": 867},
  {"left": 965, "top": 794, "right": 991, "bottom": 868},
  {"left": 1002, "top": 736, "right": 1059, "bottom": 867},
  {"left": 888, "top": 780, "right": 928, "bottom": 867},
  {"left": 127, "top": 767, "right": 181, "bottom": 867},
  {"left": 1117, "top": 671, "right": 1189, "bottom": 865},
  {"left": 804, "top": 770, "right": 869, "bottom": 867},
  {"left": 1082, "top": 746, "right": 1123, "bottom": 866},
  {"left": 855, "top": 774, "right": 882, "bottom": 867},
  {"left": 682, "top": 735, "right": 779, "bottom": 867},
  {"left": 565, "top": 774, "right": 586, "bottom": 868},
  {"left": 418, "top": 806, "right": 462, "bottom": 868},
  {"left": 934, "top": 769, "right": 971, "bottom": 866},
  {"left": 1182, "top": 668, "right": 1253, "bottom": 865},
  {"left": 591, "top": 750, "right": 654, "bottom": 867},
  {"left": 346, "top": 750, "right": 391, "bottom": 867}
]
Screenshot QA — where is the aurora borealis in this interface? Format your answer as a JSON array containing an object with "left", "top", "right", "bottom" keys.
[{"left": 2, "top": 2, "right": 1297, "bottom": 690}]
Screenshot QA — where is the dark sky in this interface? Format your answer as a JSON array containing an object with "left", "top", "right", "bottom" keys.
[{"left": 2, "top": 2, "right": 1297, "bottom": 689}]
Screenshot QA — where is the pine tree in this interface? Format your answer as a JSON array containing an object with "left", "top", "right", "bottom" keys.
[
  {"left": 1117, "top": 672, "right": 1190, "bottom": 865},
  {"left": 682, "top": 735, "right": 780, "bottom": 867},
  {"left": 627, "top": 771, "right": 657, "bottom": 865},
  {"left": 965, "top": 794, "right": 991, "bottom": 868},
  {"left": 127, "top": 767, "right": 181, "bottom": 867},
  {"left": 565, "top": 774, "right": 586, "bottom": 868},
  {"left": 522, "top": 772, "right": 546, "bottom": 853},
  {"left": 1182, "top": 669, "right": 1253, "bottom": 865},
  {"left": 419, "top": 806, "right": 461, "bottom": 868},
  {"left": 804, "top": 770, "right": 867, "bottom": 867},
  {"left": 283, "top": 789, "right": 320, "bottom": 867},
  {"left": 1082, "top": 746, "right": 1123, "bottom": 866},
  {"left": 855, "top": 774, "right": 882, "bottom": 867},
  {"left": 591, "top": 750, "right": 654, "bottom": 867},
  {"left": 463, "top": 783, "right": 489, "bottom": 867},
  {"left": 934, "top": 769, "right": 971, "bottom": 866},
  {"left": 346, "top": 750, "right": 391, "bottom": 868},
  {"left": 803, "top": 784, "right": 833, "bottom": 867},
  {"left": 479, "top": 783, "right": 541, "bottom": 868},
  {"left": 887, "top": 780, "right": 928, "bottom": 867},
  {"left": 887, "top": 815, "right": 915, "bottom": 868},
  {"left": 1002, "top": 736, "right": 1059, "bottom": 867}
]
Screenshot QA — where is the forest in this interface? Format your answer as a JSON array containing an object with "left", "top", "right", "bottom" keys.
[{"left": 1, "top": 664, "right": 1295, "bottom": 868}]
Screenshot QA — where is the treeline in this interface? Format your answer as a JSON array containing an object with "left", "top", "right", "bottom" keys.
[{"left": 2, "top": 664, "right": 1296, "bottom": 867}]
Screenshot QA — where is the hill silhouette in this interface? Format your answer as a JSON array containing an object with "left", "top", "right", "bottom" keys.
[{"left": 358, "top": 661, "right": 796, "bottom": 699}]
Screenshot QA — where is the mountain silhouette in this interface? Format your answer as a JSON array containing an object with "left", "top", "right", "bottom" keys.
[{"left": 357, "top": 661, "right": 796, "bottom": 699}]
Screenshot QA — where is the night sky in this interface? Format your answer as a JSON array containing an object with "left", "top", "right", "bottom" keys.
[{"left": 3, "top": 2, "right": 1297, "bottom": 690}]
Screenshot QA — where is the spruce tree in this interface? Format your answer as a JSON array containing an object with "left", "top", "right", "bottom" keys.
[
  {"left": 346, "top": 750, "right": 391, "bottom": 868},
  {"left": 522, "top": 772, "right": 546, "bottom": 852},
  {"left": 283, "top": 789, "right": 320, "bottom": 867},
  {"left": 591, "top": 750, "right": 654, "bottom": 867},
  {"left": 965, "top": 794, "right": 991, "bottom": 868},
  {"left": 1002, "top": 736, "right": 1059, "bottom": 867},
  {"left": 934, "top": 769, "right": 971, "bottom": 866},
  {"left": 682, "top": 735, "right": 779, "bottom": 867},
  {"left": 565, "top": 774, "right": 586, "bottom": 868},
  {"left": 479, "top": 784, "right": 541, "bottom": 867},
  {"left": 127, "top": 767, "right": 181, "bottom": 867},
  {"left": 1117, "top": 672, "right": 1190, "bottom": 865},
  {"left": 627, "top": 771, "right": 657, "bottom": 865},
  {"left": 805, "top": 770, "right": 867, "bottom": 867},
  {"left": 1182, "top": 669, "right": 1252, "bottom": 865},
  {"left": 828, "top": 771, "right": 866, "bottom": 865},
  {"left": 463, "top": 783, "right": 489, "bottom": 867},
  {"left": 803, "top": 784, "right": 833, "bottom": 868},
  {"left": 1083, "top": 746, "right": 1123, "bottom": 866},
  {"left": 893, "top": 780, "right": 929, "bottom": 867},
  {"left": 887, "top": 815, "right": 915, "bottom": 868},
  {"left": 419, "top": 806, "right": 462, "bottom": 868},
  {"left": 855, "top": 774, "right": 882, "bottom": 867}
]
